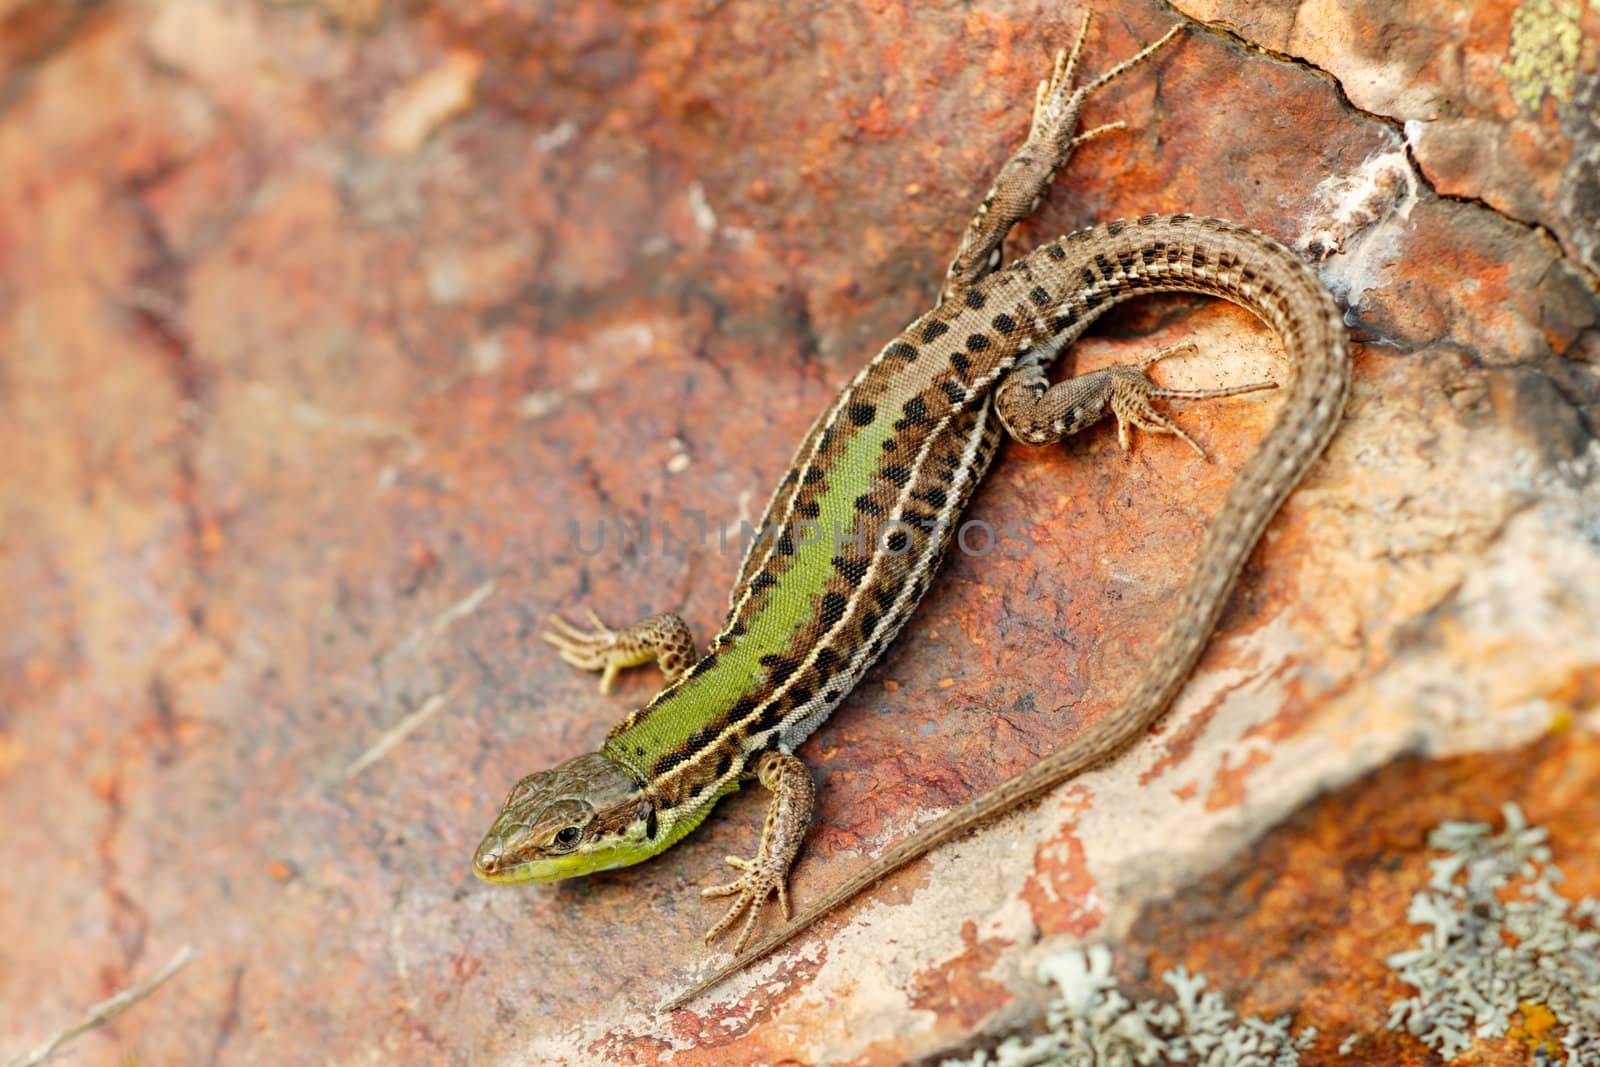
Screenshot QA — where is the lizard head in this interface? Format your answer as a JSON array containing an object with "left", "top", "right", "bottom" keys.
[{"left": 472, "top": 752, "right": 659, "bottom": 883}]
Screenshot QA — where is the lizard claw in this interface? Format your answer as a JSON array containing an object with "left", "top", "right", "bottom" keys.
[
  {"left": 1107, "top": 342, "right": 1279, "bottom": 460},
  {"left": 1026, "top": 12, "right": 1094, "bottom": 147},
  {"left": 1024, "top": 11, "right": 1181, "bottom": 156},
  {"left": 541, "top": 612, "right": 624, "bottom": 692},
  {"left": 542, "top": 609, "right": 699, "bottom": 691},
  {"left": 701, "top": 852, "right": 793, "bottom": 955}
]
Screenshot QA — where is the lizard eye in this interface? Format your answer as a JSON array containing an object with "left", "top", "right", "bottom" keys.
[{"left": 552, "top": 826, "right": 582, "bottom": 849}]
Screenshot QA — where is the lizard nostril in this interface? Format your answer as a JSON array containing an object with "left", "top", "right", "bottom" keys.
[{"left": 478, "top": 853, "right": 499, "bottom": 874}]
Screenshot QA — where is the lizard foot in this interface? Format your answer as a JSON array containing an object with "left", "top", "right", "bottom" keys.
[
  {"left": 1108, "top": 343, "right": 1277, "bottom": 460},
  {"left": 1027, "top": 11, "right": 1182, "bottom": 153},
  {"left": 701, "top": 853, "right": 793, "bottom": 956},
  {"left": 542, "top": 610, "right": 697, "bottom": 692}
]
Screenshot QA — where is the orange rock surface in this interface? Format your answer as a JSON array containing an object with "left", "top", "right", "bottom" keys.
[{"left": 1, "top": 1, "right": 1596, "bottom": 1064}]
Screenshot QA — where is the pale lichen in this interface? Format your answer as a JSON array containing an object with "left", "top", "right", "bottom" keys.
[
  {"left": 944, "top": 945, "right": 1313, "bottom": 1067},
  {"left": 944, "top": 804, "right": 1599, "bottom": 1065},
  {"left": 1386, "top": 803, "right": 1600, "bottom": 1064},
  {"left": 1502, "top": 0, "right": 1588, "bottom": 110}
]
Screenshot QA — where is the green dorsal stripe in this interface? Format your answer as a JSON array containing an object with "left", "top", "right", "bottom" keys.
[{"left": 603, "top": 396, "right": 905, "bottom": 773}]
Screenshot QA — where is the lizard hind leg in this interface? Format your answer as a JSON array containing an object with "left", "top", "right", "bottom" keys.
[
  {"left": 995, "top": 341, "right": 1277, "bottom": 458},
  {"left": 941, "top": 12, "right": 1183, "bottom": 298},
  {"left": 542, "top": 610, "right": 697, "bottom": 693},
  {"left": 700, "top": 751, "right": 816, "bottom": 954}
]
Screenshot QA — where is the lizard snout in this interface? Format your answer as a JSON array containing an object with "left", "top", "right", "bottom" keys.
[{"left": 472, "top": 843, "right": 503, "bottom": 879}]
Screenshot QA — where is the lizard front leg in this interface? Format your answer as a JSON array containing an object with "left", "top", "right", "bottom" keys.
[
  {"left": 700, "top": 751, "right": 816, "bottom": 954},
  {"left": 542, "top": 610, "right": 697, "bottom": 693},
  {"left": 996, "top": 342, "right": 1277, "bottom": 457}
]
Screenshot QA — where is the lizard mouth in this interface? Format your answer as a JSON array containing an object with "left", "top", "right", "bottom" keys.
[
  {"left": 471, "top": 838, "right": 592, "bottom": 884},
  {"left": 471, "top": 835, "right": 540, "bottom": 883},
  {"left": 471, "top": 847, "right": 550, "bottom": 884}
]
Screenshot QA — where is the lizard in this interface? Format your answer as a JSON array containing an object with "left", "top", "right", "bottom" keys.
[{"left": 471, "top": 11, "right": 1351, "bottom": 1012}]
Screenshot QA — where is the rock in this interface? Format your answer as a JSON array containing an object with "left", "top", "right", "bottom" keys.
[{"left": 1, "top": 2, "right": 1595, "bottom": 1064}]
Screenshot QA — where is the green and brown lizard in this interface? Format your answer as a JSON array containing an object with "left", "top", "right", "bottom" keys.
[{"left": 472, "top": 13, "right": 1351, "bottom": 1010}]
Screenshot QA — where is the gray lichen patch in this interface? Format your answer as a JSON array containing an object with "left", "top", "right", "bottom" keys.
[
  {"left": 943, "top": 804, "right": 1600, "bottom": 1066},
  {"left": 1386, "top": 802, "right": 1600, "bottom": 1063},
  {"left": 943, "top": 945, "right": 1314, "bottom": 1067}
]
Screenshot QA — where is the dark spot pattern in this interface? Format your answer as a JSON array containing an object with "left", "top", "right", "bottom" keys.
[
  {"left": 895, "top": 396, "right": 929, "bottom": 430},
  {"left": 652, "top": 749, "right": 690, "bottom": 777},
  {"left": 833, "top": 555, "right": 869, "bottom": 582},
  {"left": 820, "top": 591, "right": 847, "bottom": 624}
]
